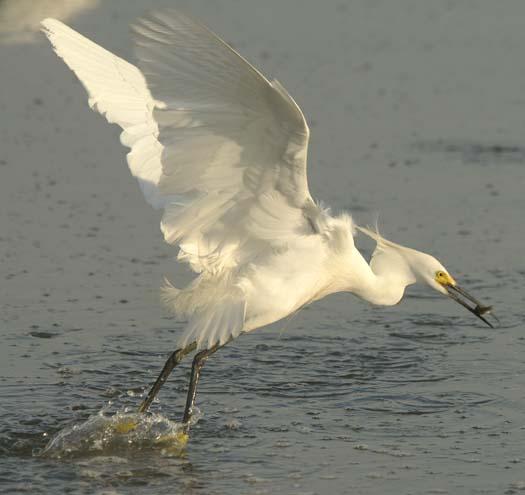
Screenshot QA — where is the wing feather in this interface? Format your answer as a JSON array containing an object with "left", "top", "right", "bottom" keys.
[
  {"left": 42, "top": 13, "right": 316, "bottom": 273},
  {"left": 132, "top": 10, "right": 316, "bottom": 272},
  {"left": 41, "top": 17, "right": 168, "bottom": 209}
]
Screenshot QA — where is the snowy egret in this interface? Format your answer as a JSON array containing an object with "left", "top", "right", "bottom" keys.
[{"left": 41, "top": 10, "right": 495, "bottom": 430}]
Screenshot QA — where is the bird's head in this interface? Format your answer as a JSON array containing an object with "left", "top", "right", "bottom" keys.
[
  {"left": 358, "top": 226, "right": 496, "bottom": 327},
  {"left": 404, "top": 248, "right": 495, "bottom": 328}
]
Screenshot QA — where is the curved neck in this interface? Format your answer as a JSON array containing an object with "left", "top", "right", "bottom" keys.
[
  {"left": 349, "top": 249, "right": 417, "bottom": 306},
  {"left": 358, "top": 270, "right": 415, "bottom": 306}
]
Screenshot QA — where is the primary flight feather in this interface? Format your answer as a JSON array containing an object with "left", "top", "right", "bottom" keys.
[{"left": 41, "top": 10, "right": 494, "bottom": 429}]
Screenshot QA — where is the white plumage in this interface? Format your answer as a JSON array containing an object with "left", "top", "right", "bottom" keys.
[{"left": 41, "top": 10, "right": 493, "bottom": 353}]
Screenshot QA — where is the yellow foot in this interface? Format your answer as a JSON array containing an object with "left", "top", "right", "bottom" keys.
[
  {"left": 112, "top": 418, "right": 138, "bottom": 434},
  {"left": 173, "top": 431, "right": 189, "bottom": 446},
  {"left": 158, "top": 430, "right": 189, "bottom": 446}
]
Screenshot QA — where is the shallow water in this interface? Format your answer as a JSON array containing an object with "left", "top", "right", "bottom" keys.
[{"left": 2, "top": 0, "right": 525, "bottom": 494}]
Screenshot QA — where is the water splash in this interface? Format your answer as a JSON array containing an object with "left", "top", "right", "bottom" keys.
[{"left": 40, "top": 409, "right": 196, "bottom": 459}]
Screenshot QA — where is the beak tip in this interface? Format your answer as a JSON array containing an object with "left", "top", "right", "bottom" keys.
[
  {"left": 473, "top": 305, "right": 498, "bottom": 328},
  {"left": 446, "top": 285, "right": 496, "bottom": 328}
]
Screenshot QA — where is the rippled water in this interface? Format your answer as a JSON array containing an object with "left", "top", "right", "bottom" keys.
[{"left": 2, "top": 0, "right": 525, "bottom": 494}]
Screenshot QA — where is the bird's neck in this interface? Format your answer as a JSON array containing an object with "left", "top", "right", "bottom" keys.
[
  {"left": 359, "top": 270, "right": 414, "bottom": 306},
  {"left": 349, "top": 249, "right": 417, "bottom": 306}
]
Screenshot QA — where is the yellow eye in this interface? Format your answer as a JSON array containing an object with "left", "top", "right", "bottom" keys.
[{"left": 435, "top": 270, "right": 456, "bottom": 286}]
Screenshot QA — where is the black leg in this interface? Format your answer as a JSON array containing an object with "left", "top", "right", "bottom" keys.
[
  {"left": 138, "top": 342, "right": 196, "bottom": 413},
  {"left": 182, "top": 343, "right": 221, "bottom": 427}
]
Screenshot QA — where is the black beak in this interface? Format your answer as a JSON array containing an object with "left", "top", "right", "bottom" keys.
[{"left": 445, "top": 284, "right": 497, "bottom": 328}]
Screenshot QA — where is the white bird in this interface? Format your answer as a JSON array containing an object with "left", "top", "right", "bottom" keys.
[{"left": 41, "top": 10, "right": 495, "bottom": 431}]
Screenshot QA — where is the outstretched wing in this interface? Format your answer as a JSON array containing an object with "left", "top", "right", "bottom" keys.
[
  {"left": 41, "top": 17, "right": 166, "bottom": 209},
  {"left": 42, "top": 11, "right": 317, "bottom": 274},
  {"left": 132, "top": 10, "right": 316, "bottom": 272}
]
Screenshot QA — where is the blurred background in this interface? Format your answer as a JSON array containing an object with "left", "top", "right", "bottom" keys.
[{"left": 1, "top": 1, "right": 524, "bottom": 494}]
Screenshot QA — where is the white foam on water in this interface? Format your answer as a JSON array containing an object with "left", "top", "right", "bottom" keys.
[{"left": 39, "top": 409, "right": 199, "bottom": 459}]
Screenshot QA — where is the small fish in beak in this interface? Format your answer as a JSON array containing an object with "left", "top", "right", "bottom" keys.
[{"left": 445, "top": 284, "right": 497, "bottom": 328}]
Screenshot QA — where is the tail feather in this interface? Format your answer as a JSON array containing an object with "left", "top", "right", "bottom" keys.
[
  {"left": 160, "top": 275, "right": 247, "bottom": 350},
  {"left": 177, "top": 295, "right": 246, "bottom": 350},
  {"left": 160, "top": 276, "right": 182, "bottom": 313}
]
